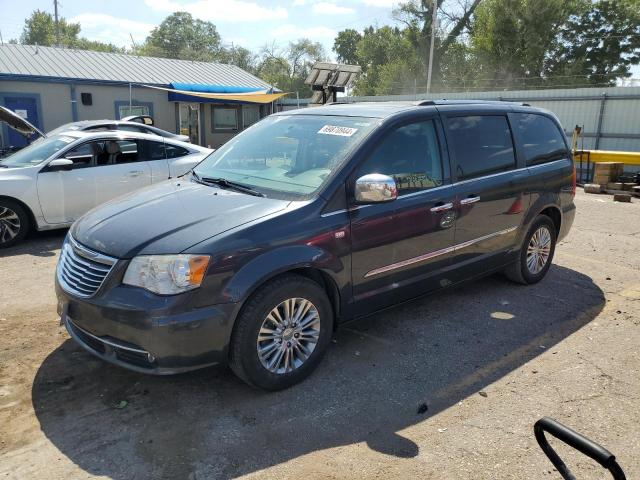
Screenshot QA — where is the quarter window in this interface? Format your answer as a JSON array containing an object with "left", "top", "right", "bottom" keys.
[
  {"left": 165, "top": 144, "right": 190, "bottom": 159},
  {"left": 213, "top": 107, "right": 239, "bottom": 130},
  {"left": 447, "top": 115, "right": 516, "bottom": 180},
  {"left": 357, "top": 120, "right": 443, "bottom": 193},
  {"left": 513, "top": 113, "right": 567, "bottom": 165}
]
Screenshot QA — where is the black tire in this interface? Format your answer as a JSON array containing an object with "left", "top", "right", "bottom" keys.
[
  {"left": 504, "top": 215, "right": 557, "bottom": 285},
  {"left": 229, "top": 274, "right": 334, "bottom": 390},
  {"left": 0, "top": 199, "right": 29, "bottom": 248}
]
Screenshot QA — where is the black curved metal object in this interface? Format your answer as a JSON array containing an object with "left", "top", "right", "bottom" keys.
[{"left": 534, "top": 417, "right": 626, "bottom": 480}]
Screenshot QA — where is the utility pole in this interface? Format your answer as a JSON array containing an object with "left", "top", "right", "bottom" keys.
[
  {"left": 426, "top": 0, "right": 437, "bottom": 94},
  {"left": 53, "top": 0, "right": 60, "bottom": 47}
]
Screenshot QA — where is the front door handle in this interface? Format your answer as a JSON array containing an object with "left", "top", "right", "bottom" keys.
[
  {"left": 430, "top": 202, "right": 454, "bottom": 213},
  {"left": 126, "top": 170, "right": 143, "bottom": 177},
  {"left": 460, "top": 195, "right": 481, "bottom": 205}
]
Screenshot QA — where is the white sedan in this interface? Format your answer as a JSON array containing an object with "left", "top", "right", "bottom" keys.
[{"left": 0, "top": 130, "right": 212, "bottom": 247}]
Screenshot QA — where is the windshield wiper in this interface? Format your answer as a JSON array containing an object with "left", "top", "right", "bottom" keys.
[{"left": 200, "top": 176, "right": 265, "bottom": 197}]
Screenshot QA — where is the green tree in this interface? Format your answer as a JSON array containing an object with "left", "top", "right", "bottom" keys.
[
  {"left": 333, "top": 29, "right": 362, "bottom": 64},
  {"left": 546, "top": 0, "right": 640, "bottom": 86},
  {"left": 218, "top": 45, "right": 258, "bottom": 73},
  {"left": 141, "top": 12, "right": 222, "bottom": 61},
  {"left": 19, "top": 9, "right": 80, "bottom": 46},
  {"left": 18, "top": 9, "right": 124, "bottom": 53},
  {"left": 256, "top": 39, "right": 326, "bottom": 94},
  {"left": 470, "top": 0, "right": 583, "bottom": 89}
]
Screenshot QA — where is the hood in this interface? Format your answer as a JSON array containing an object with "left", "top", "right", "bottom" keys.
[
  {"left": 0, "top": 106, "right": 45, "bottom": 139},
  {"left": 71, "top": 180, "right": 290, "bottom": 258}
]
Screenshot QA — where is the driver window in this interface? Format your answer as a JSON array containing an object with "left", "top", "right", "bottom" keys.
[
  {"left": 357, "top": 120, "right": 443, "bottom": 194},
  {"left": 62, "top": 142, "right": 99, "bottom": 169}
]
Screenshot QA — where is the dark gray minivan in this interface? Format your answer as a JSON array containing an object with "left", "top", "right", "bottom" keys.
[{"left": 56, "top": 100, "right": 576, "bottom": 390}]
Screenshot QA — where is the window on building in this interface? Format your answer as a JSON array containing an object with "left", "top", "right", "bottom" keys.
[
  {"left": 356, "top": 120, "right": 443, "bottom": 193},
  {"left": 118, "top": 105, "right": 150, "bottom": 119},
  {"left": 512, "top": 113, "right": 568, "bottom": 165},
  {"left": 213, "top": 107, "right": 239, "bottom": 130},
  {"left": 242, "top": 105, "right": 261, "bottom": 128},
  {"left": 446, "top": 115, "right": 516, "bottom": 180}
]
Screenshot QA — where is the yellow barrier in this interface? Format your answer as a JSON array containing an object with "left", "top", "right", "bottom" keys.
[{"left": 574, "top": 150, "right": 640, "bottom": 166}]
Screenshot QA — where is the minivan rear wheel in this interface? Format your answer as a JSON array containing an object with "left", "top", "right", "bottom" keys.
[
  {"left": 505, "top": 215, "right": 556, "bottom": 285},
  {"left": 0, "top": 199, "right": 29, "bottom": 248},
  {"left": 229, "top": 274, "right": 333, "bottom": 390}
]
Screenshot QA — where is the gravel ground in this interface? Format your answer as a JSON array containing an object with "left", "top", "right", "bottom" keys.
[{"left": 0, "top": 190, "right": 639, "bottom": 480}]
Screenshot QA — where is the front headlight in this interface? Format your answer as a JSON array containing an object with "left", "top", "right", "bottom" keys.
[{"left": 123, "top": 255, "right": 210, "bottom": 295}]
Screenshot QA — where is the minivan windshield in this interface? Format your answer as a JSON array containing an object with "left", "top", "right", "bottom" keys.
[
  {"left": 193, "top": 115, "right": 378, "bottom": 198},
  {"left": 0, "top": 135, "right": 75, "bottom": 168}
]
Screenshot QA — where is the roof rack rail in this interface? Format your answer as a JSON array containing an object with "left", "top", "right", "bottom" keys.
[{"left": 414, "top": 99, "right": 531, "bottom": 107}]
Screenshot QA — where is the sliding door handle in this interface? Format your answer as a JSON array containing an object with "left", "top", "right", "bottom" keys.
[
  {"left": 460, "top": 195, "right": 481, "bottom": 205},
  {"left": 430, "top": 202, "right": 454, "bottom": 213}
]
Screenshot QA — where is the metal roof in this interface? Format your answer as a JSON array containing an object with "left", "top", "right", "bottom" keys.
[{"left": 0, "top": 44, "right": 272, "bottom": 88}]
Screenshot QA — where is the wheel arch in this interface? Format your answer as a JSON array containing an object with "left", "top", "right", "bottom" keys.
[{"left": 0, "top": 195, "right": 37, "bottom": 231}]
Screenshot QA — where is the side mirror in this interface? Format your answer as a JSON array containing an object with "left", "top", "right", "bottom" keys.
[
  {"left": 47, "top": 158, "right": 74, "bottom": 171},
  {"left": 354, "top": 173, "right": 398, "bottom": 204}
]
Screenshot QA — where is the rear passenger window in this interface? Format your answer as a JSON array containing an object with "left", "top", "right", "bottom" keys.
[
  {"left": 165, "top": 144, "right": 190, "bottom": 159},
  {"left": 513, "top": 113, "right": 567, "bottom": 165},
  {"left": 447, "top": 115, "right": 515, "bottom": 180},
  {"left": 138, "top": 140, "right": 166, "bottom": 160},
  {"left": 356, "top": 120, "right": 443, "bottom": 194}
]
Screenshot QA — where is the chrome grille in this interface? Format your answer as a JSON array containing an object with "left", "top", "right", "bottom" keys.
[{"left": 57, "top": 236, "right": 116, "bottom": 298}]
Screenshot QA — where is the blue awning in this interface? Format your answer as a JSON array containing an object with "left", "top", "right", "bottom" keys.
[{"left": 170, "top": 83, "right": 274, "bottom": 94}]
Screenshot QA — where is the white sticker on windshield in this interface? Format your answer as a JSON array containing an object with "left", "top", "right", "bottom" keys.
[{"left": 318, "top": 125, "right": 358, "bottom": 137}]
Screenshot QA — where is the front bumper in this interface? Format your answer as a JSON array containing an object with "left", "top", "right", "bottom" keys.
[{"left": 56, "top": 279, "right": 238, "bottom": 375}]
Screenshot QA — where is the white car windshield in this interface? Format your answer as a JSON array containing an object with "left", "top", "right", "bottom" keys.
[
  {"left": 193, "top": 115, "right": 378, "bottom": 199},
  {"left": 0, "top": 135, "right": 75, "bottom": 168}
]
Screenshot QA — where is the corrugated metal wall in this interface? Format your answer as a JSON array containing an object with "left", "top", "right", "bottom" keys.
[{"left": 281, "top": 86, "right": 640, "bottom": 152}]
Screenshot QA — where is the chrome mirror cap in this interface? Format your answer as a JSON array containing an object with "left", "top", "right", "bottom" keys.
[{"left": 354, "top": 173, "right": 398, "bottom": 204}]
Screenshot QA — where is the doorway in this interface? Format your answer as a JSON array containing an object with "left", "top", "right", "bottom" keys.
[
  {"left": 179, "top": 103, "right": 200, "bottom": 145},
  {"left": 3, "top": 96, "right": 41, "bottom": 148}
]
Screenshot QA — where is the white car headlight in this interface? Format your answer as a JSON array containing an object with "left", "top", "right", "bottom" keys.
[{"left": 123, "top": 255, "right": 210, "bottom": 295}]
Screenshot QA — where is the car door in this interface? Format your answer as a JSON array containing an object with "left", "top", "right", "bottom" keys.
[
  {"left": 349, "top": 117, "right": 456, "bottom": 315},
  {"left": 37, "top": 142, "right": 97, "bottom": 224},
  {"left": 441, "top": 111, "right": 530, "bottom": 276},
  {"left": 94, "top": 139, "right": 152, "bottom": 206}
]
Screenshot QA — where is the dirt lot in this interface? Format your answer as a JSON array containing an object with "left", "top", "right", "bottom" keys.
[{"left": 0, "top": 190, "right": 639, "bottom": 480}]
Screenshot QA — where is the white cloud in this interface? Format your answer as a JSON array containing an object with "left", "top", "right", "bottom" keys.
[
  {"left": 359, "top": 0, "right": 398, "bottom": 7},
  {"left": 311, "top": 2, "right": 355, "bottom": 14},
  {"left": 292, "top": 0, "right": 307, "bottom": 5},
  {"left": 144, "top": 0, "right": 288, "bottom": 22},
  {"left": 269, "top": 24, "right": 337, "bottom": 41},
  {"left": 70, "top": 13, "right": 155, "bottom": 47}
]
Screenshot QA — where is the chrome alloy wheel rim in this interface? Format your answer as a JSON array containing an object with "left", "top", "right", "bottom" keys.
[
  {"left": 257, "top": 298, "right": 321, "bottom": 374},
  {"left": 0, "top": 207, "right": 21, "bottom": 244},
  {"left": 526, "top": 226, "right": 552, "bottom": 275}
]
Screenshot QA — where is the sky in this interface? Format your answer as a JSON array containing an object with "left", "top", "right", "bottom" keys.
[
  {"left": 0, "top": 0, "right": 637, "bottom": 78},
  {"left": 0, "top": 0, "right": 400, "bottom": 57}
]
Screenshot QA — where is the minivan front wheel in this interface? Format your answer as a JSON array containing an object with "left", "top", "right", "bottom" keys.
[
  {"left": 505, "top": 215, "right": 557, "bottom": 285},
  {"left": 0, "top": 200, "right": 29, "bottom": 248},
  {"left": 229, "top": 274, "right": 333, "bottom": 390}
]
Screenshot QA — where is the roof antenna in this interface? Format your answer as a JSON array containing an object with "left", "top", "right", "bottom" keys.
[{"left": 129, "top": 33, "right": 138, "bottom": 56}]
